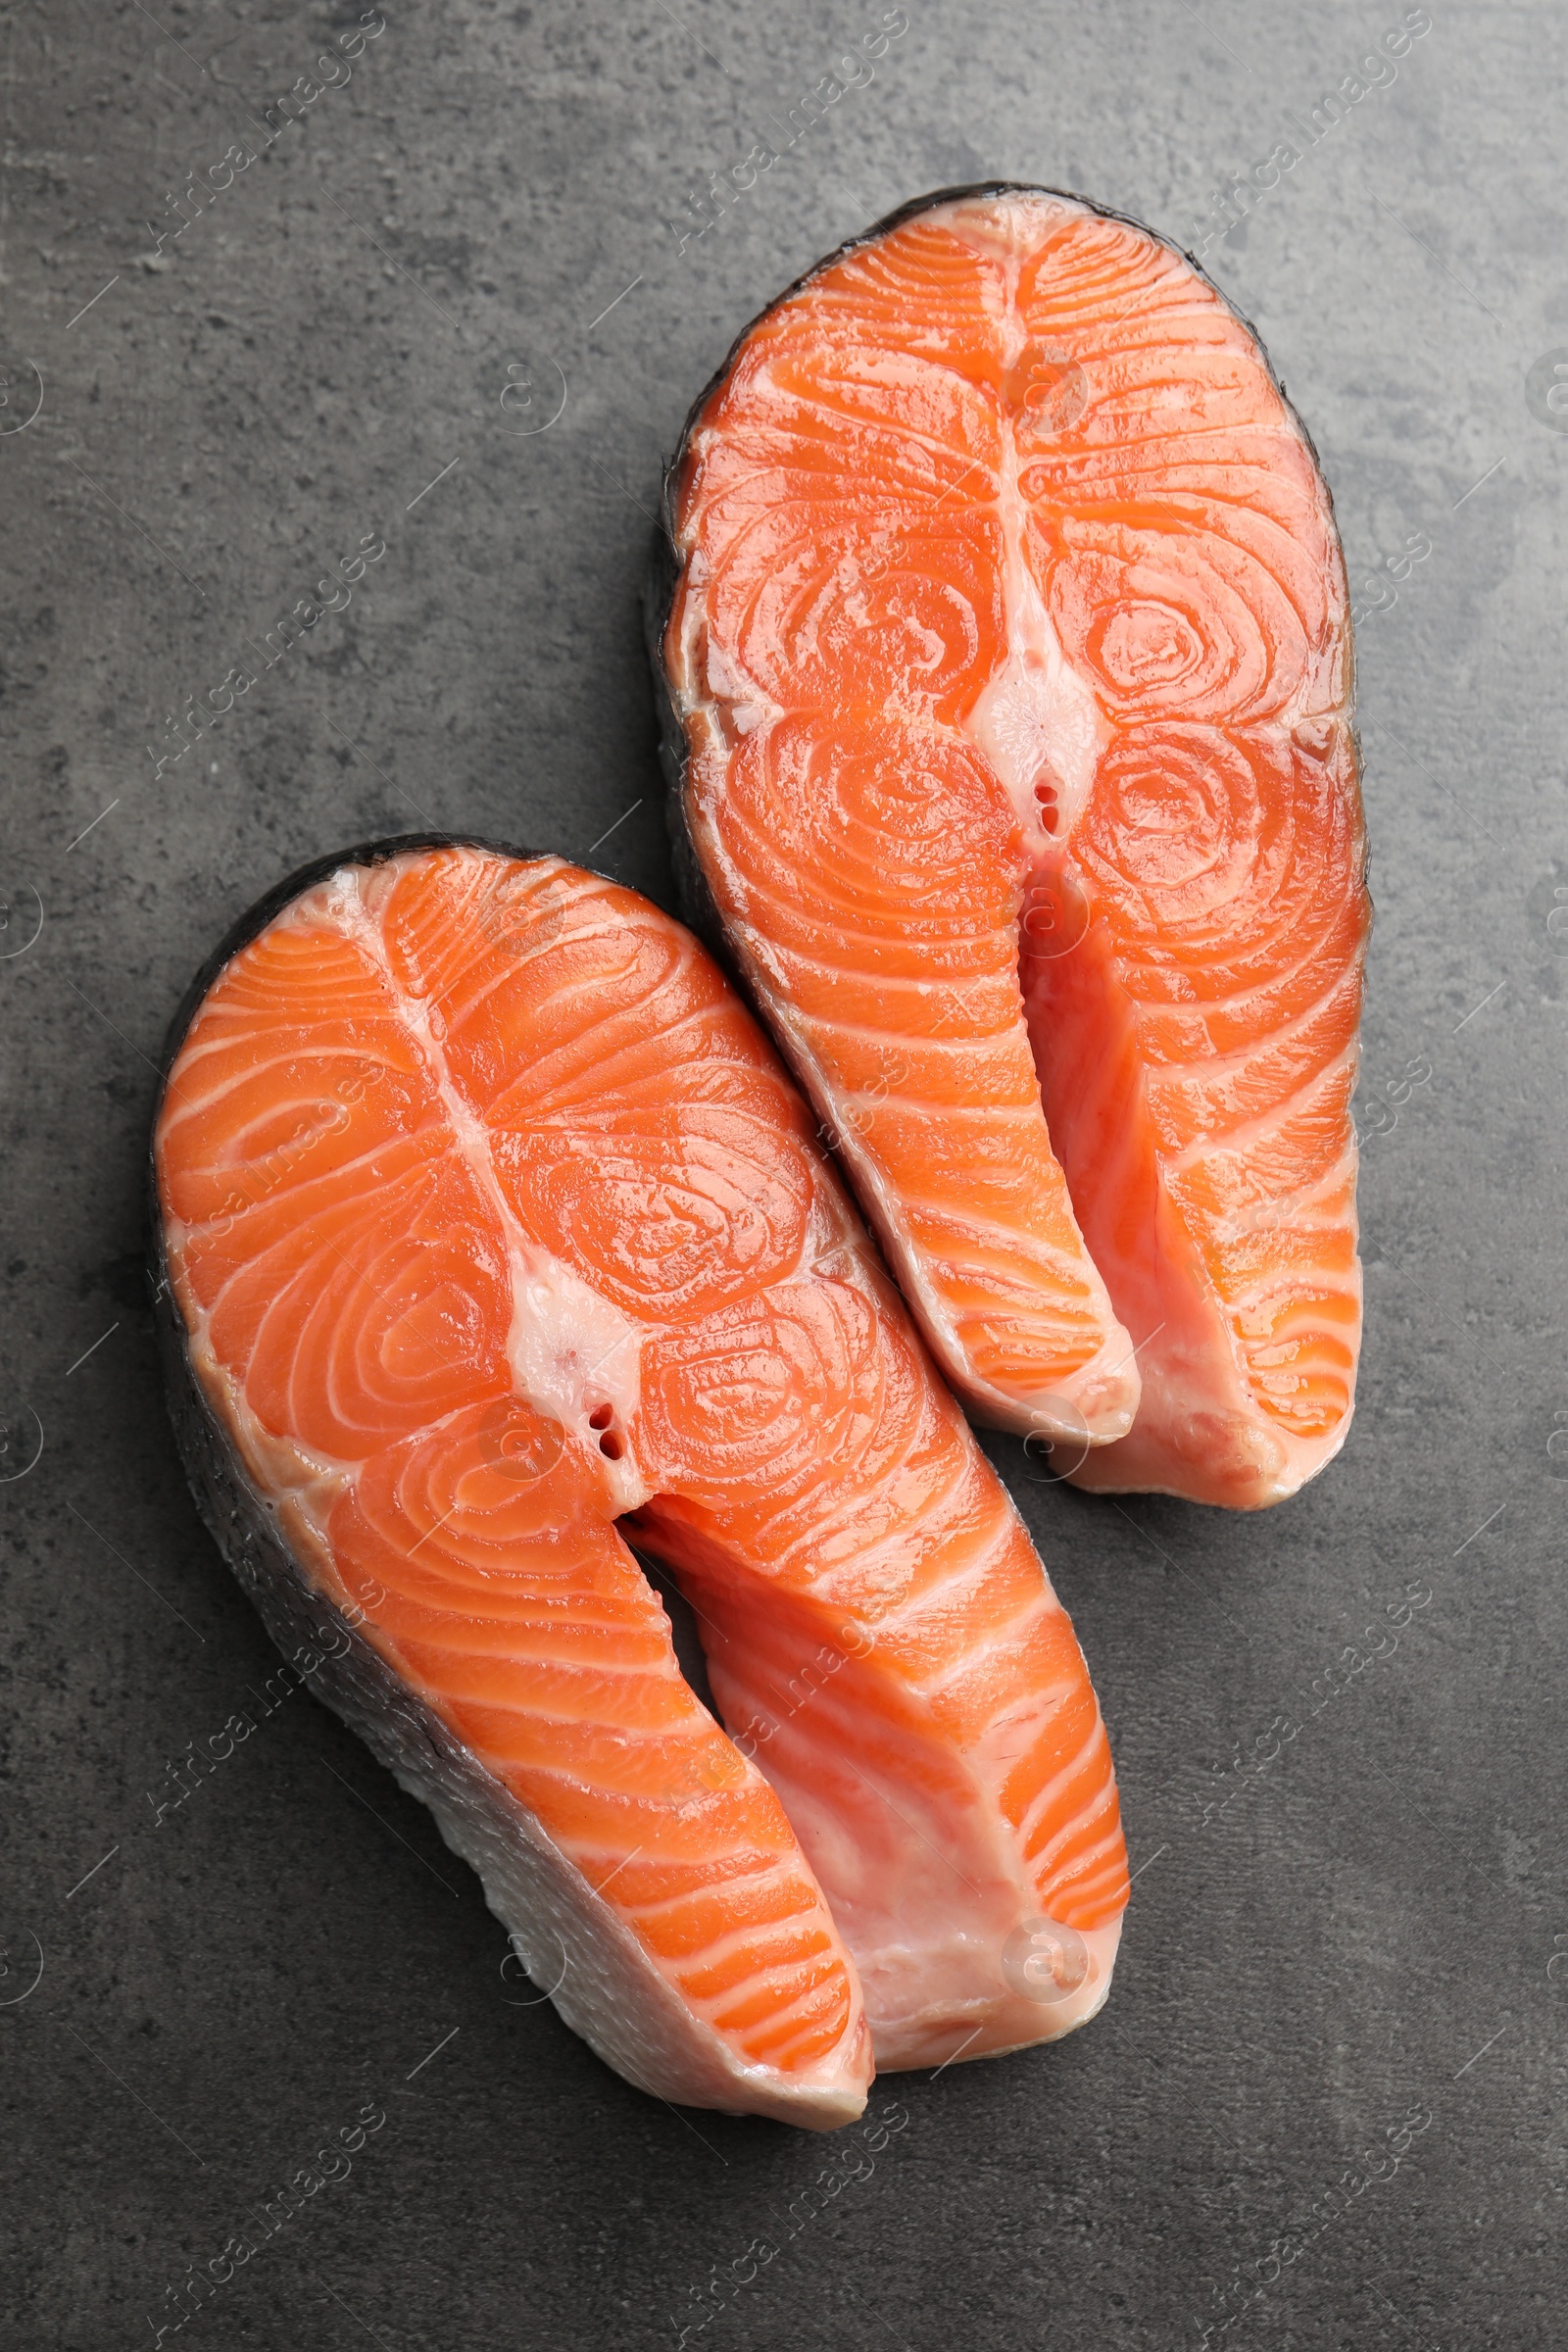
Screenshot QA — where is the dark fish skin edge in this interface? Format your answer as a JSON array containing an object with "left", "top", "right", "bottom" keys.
[
  {"left": 145, "top": 835, "right": 545, "bottom": 1907},
  {"left": 147, "top": 838, "right": 524, "bottom": 1670},
  {"left": 146, "top": 823, "right": 715, "bottom": 1680},
  {"left": 146, "top": 832, "right": 862, "bottom": 2120},
  {"left": 150, "top": 1245, "right": 763, "bottom": 2106},
  {"left": 146, "top": 834, "right": 621, "bottom": 2039},
  {"left": 151, "top": 1247, "right": 486, "bottom": 1848},
  {"left": 150, "top": 834, "right": 540, "bottom": 1342},
  {"left": 152, "top": 831, "right": 540, "bottom": 1086},
  {"left": 642, "top": 177, "right": 1364, "bottom": 963}
]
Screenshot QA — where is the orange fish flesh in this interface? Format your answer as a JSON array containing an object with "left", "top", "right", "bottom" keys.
[
  {"left": 152, "top": 838, "right": 1129, "bottom": 2125},
  {"left": 655, "top": 184, "right": 1370, "bottom": 1508}
]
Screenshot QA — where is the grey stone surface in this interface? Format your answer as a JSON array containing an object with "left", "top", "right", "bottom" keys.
[{"left": 2, "top": 1, "right": 1563, "bottom": 2344}]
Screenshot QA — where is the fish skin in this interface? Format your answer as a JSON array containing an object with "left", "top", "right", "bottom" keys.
[
  {"left": 652, "top": 183, "right": 1369, "bottom": 1509},
  {"left": 151, "top": 837, "right": 1128, "bottom": 2121},
  {"left": 154, "top": 1294, "right": 847, "bottom": 2126}
]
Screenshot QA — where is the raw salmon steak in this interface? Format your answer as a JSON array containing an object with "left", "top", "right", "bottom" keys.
[
  {"left": 654, "top": 183, "right": 1370, "bottom": 1508},
  {"left": 152, "top": 837, "right": 1128, "bottom": 2127}
]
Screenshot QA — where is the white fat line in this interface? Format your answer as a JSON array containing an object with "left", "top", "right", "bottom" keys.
[
  {"left": 329, "top": 862, "right": 649, "bottom": 1499},
  {"left": 1161, "top": 1041, "right": 1362, "bottom": 1176}
]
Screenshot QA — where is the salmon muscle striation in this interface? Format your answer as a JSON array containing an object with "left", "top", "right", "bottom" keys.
[
  {"left": 655, "top": 184, "right": 1370, "bottom": 1508},
  {"left": 152, "top": 839, "right": 1129, "bottom": 2122}
]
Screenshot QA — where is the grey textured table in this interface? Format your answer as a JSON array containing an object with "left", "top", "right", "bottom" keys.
[{"left": 3, "top": 4, "right": 1563, "bottom": 2345}]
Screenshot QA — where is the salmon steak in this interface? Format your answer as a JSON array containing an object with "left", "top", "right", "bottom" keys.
[
  {"left": 152, "top": 837, "right": 1129, "bottom": 2128},
  {"left": 653, "top": 182, "right": 1370, "bottom": 1509}
]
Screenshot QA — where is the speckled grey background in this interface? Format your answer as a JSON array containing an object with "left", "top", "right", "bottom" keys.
[{"left": 3, "top": 2, "right": 1564, "bottom": 2345}]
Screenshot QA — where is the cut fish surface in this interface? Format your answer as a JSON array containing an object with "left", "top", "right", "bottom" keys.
[
  {"left": 153, "top": 840, "right": 1128, "bottom": 2122},
  {"left": 658, "top": 184, "right": 1369, "bottom": 1507}
]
